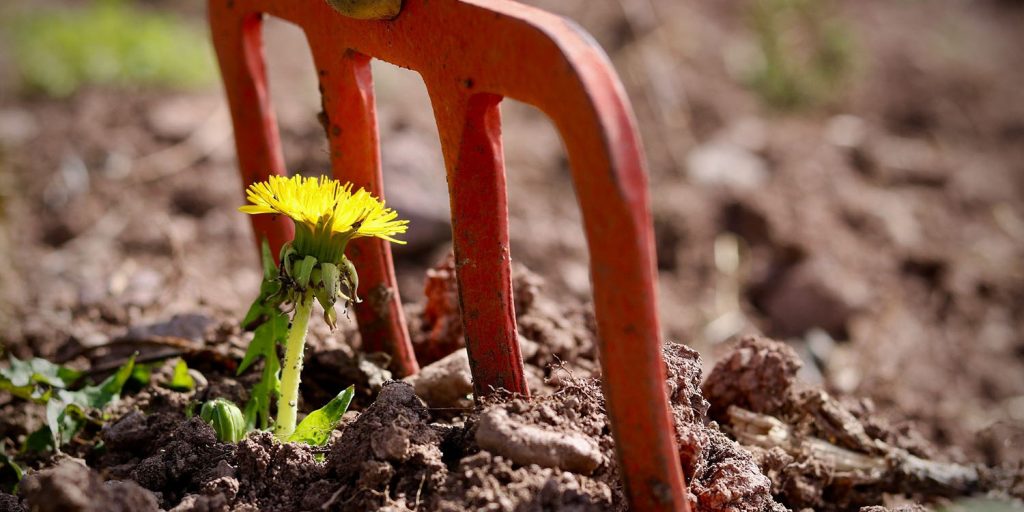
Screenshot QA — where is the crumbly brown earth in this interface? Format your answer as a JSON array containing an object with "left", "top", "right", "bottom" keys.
[{"left": 2, "top": 0, "right": 1023, "bottom": 510}]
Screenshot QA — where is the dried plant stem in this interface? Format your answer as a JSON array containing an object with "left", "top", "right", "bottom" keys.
[
  {"left": 275, "top": 290, "right": 314, "bottom": 440},
  {"left": 727, "top": 406, "right": 980, "bottom": 494}
]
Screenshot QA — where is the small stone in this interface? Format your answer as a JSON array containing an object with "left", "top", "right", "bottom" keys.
[
  {"left": 0, "top": 108, "right": 39, "bottom": 145},
  {"left": 825, "top": 114, "right": 867, "bottom": 149},
  {"left": 686, "top": 141, "right": 769, "bottom": 189}
]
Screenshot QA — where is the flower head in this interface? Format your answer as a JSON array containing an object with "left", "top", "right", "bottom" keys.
[
  {"left": 240, "top": 174, "right": 408, "bottom": 244},
  {"left": 240, "top": 174, "right": 407, "bottom": 326}
]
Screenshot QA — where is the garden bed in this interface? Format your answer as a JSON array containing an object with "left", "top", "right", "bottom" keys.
[{"left": 1, "top": 0, "right": 1023, "bottom": 510}]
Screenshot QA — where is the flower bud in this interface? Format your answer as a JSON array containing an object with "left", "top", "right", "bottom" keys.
[
  {"left": 200, "top": 398, "right": 246, "bottom": 443},
  {"left": 339, "top": 257, "right": 361, "bottom": 304}
]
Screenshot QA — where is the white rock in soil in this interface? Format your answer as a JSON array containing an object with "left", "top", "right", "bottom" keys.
[
  {"left": 0, "top": 107, "right": 39, "bottom": 145},
  {"left": 686, "top": 141, "right": 769, "bottom": 189},
  {"left": 403, "top": 349, "right": 473, "bottom": 409},
  {"left": 826, "top": 114, "right": 867, "bottom": 149}
]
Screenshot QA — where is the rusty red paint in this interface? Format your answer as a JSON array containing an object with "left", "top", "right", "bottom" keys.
[{"left": 209, "top": 0, "right": 689, "bottom": 509}]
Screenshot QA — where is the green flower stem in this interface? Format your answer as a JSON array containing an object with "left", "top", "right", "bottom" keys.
[{"left": 274, "top": 289, "right": 314, "bottom": 440}]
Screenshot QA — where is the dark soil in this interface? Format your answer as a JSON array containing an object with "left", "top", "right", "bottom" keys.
[{"left": 2, "top": 0, "right": 1024, "bottom": 510}]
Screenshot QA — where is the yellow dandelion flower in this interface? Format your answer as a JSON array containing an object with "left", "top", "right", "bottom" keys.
[{"left": 239, "top": 175, "right": 408, "bottom": 264}]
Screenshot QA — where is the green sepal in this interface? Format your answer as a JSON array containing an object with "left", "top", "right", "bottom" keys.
[
  {"left": 339, "top": 257, "right": 361, "bottom": 304},
  {"left": 201, "top": 398, "right": 246, "bottom": 443},
  {"left": 323, "top": 306, "right": 338, "bottom": 330},
  {"left": 315, "top": 262, "right": 342, "bottom": 329},
  {"left": 279, "top": 242, "right": 297, "bottom": 274},
  {"left": 293, "top": 255, "right": 318, "bottom": 289},
  {"left": 288, "top": 385, "right": 354, "bottom": 446}
]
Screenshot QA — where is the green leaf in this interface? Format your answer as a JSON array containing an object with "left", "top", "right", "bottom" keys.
[
  {"left": 0, "top": 440, "right": 23, "bottom": 492},
  {"left": 0, "top": 356, "right": 83, "bottom": 402},
  {"left": 130, "top": 362, "right": 155, "bottom": 386},
  {"left": 243, "top": 352, "right": 280, "bottom": 431},
  {"left": 21, "top": 426, "right": 52, "bottom": 453},
  {"left": 260, "top": 238, "right": 277, "bottom": 279},
  {"left": 44, "top": 398, "right": 76, "bottom": 449},
  {"left": 0, "top": 379, "right": 49, "bottom": 403},
  {"left": 1, "top": 356, "right": 83, "bottom": 388},
  {"left": 47, "top": 355, "right": 136, "bottom": 449},
  {"left": 165, "top": 359, "right": 195, "bottom": 391},
  {"left": 63, "top": 354, "right": 136, "bottom": 410},
  {"left": 238, "top": 311, "right": 287, "bottom": 375},
  {"left": 289, "top": 385, "right": 354, "bottom": 446},
  {"left": 238, "top": 243, "right": 290, "bottom": 431},
  {"left": 242, "top": 240, "right": 283, "bottom": 329},
  {"left": 238, "top": 310, "right": 287, "bottom": 431}
]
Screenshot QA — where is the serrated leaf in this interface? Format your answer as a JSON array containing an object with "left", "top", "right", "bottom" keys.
[
  {"left": 238, "top": 311, "right": 288, "bottom": 375},
  {"left": 45, "top": 397, "right": 73, "bottom": 449},
  {"left": 288, "top": 385, "right": 354, "bottom": 446},
  {"left": 242, "top": 240, "right": 284, "bottom": 329},
  {"left": 243, "top": 354, "right": 279, "bottom": 431},
  {"left": 166, "top": 359, "right": 195, "bottom": 391},
  {"left": 259, "top": 238, "right": 278, "bottom": 279}
]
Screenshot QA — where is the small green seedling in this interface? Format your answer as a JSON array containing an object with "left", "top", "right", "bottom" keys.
[
  {"left": 6, "top": 0, "right": 214, "bottom": 97},
  {"left": 238, "top": 175, "right": 408, "bottom": 441},
  {"left": 745, "top": 0, "right": 856, "bottom": 109},
  {"left": 0, "top": 354, "right": 136, "bottom": 451}
]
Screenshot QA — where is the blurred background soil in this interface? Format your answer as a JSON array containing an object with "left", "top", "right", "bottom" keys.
[{"left": 0, "top": 0, "right": 1022, "bottom": 485}]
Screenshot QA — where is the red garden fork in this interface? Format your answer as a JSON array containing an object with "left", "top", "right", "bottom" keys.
[{"left": 209, "top": 0, "right": 690, "bottom": 509}]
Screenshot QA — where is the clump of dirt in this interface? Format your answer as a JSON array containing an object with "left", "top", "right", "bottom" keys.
[
  {"left": 412, "top": 253, "right": 463, "bottom": 366},
  {"left": 434, "top": 451, "right": 614, "bottom": 511},
  {"left": 701, "top": 335, "right": 803, "bottom": 422},
  {"left": 703, "top": 336, "right": 1000, "bottom": 510},
  {"left": 233, "top": 431, "right": 325, "bottom": 511},
  {"left": 407, "top": 255, "right": 599, "bottom": 380},
  {"left": 439, "top": 376, "right": 620, "bottom": 510},
  {"left": 324, "top": 381, "right": 447, "bottom": 510},
  {"left": 0, "top": 493, "right": 22, "bottom": 511},
  {"left": 117, "top": 417, "right": 234, "bottom": 507},
  {"left": 661, "top": 342, "right": 783, "bottom": 512},
  {"left": 19, "top": 459, "right": 159, "bottom": 512}
]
